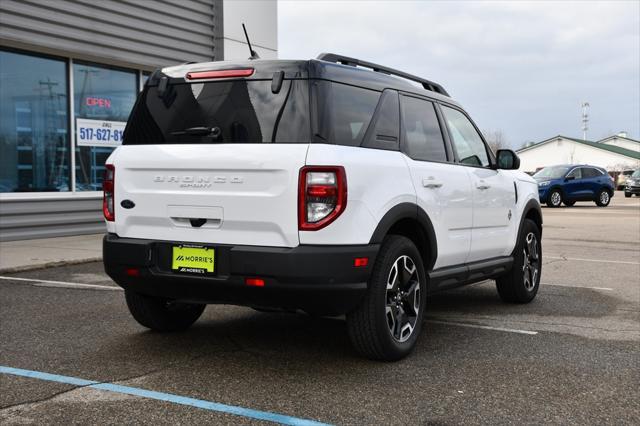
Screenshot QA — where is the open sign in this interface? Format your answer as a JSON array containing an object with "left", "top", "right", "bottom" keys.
[{"left": 85, "top": 97, "right": 112, "bottom": 108}]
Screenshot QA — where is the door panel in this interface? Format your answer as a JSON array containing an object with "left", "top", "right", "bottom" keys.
[
  {"left": 440, "top": 105, "right": 516, "bottom": 261},
  {"left": 406, "top": 159, "right": 473, "bottom": 268},
  {"left": 466, "top": 168, "right": 517, "bottom": 261},
  {"left": 399, "top": 96, "right": 472, "bottom": 268}
]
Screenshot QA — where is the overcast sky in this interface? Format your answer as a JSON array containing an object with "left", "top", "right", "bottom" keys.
[{"left": 278, "top": 0, "right": 640, "bottom": 148}]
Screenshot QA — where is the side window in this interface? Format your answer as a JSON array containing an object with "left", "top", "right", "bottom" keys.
[
  {"left": 584, "top": 168, "right": 603, "bottom": 178},
  {"left": 314, "top": 81, "right": 380, "bottom": 146},
  {"left": 567, "top": 168, "right": 582, "bottom": 179},
  {"left": 400, "top": 95, "right": 447, "bottom": 162},
  {"left": 441, "top": 105, "right": 490, "bottom": 167}
]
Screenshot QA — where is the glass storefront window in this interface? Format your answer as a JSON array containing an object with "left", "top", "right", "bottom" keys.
[
  {"left": 74, "top": 62, "right": 136, "bottom": 191},
  {"left": 0, "top": 50, "right": 69, "bottom": 192}
]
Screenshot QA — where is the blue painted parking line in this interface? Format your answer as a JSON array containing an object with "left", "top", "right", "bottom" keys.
[{"left": 0, "top": 366, "right": 331, "bottom": 426}]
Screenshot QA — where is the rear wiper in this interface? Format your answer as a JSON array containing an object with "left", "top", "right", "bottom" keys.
[{"left": 170, "top": 126, "right": 221, "bottom": 138}]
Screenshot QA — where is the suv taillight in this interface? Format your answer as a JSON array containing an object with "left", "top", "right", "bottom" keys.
[
  {"left": 298, "top": 166, "right": 347, "bottom": 231},
  {"left": 103, "top": 164, "right": 115, "bottom": 222}
]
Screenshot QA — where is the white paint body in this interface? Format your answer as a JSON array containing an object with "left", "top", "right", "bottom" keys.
[{"left": 107, "top": 143, "right": 538, "bottom": 271}]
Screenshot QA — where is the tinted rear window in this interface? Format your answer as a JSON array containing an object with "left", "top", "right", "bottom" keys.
[
  {"left": 314, "top": 81, "right": 380, "bottom": 146},
  {"left": 123, "top": 79, "right": 310, "bottom": 144}
]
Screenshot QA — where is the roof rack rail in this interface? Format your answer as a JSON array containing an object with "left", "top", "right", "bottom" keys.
[{"left": 317, "top": 53, "right": 449, "bottom": 97}]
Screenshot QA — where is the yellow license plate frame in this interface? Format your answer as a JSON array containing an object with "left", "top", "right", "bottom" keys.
[{"left": 171, "top": 245, "right": 215, "bottom": 275}]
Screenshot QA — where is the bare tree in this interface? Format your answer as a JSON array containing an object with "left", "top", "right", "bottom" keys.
[{"left": 483, "top": 129, "right": 508, "bottom": 153}]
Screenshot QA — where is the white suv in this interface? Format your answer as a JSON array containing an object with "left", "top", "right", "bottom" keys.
[{"left": 103, "top": 54, "right": 542, "bottom": 361}]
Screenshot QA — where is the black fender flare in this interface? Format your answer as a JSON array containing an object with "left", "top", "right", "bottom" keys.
[
  {"left": 369, "top": 203, "right": 438, "bottom": 270},
  {"left": 518, "top": 198, "right": 543, "bottom": 238}
]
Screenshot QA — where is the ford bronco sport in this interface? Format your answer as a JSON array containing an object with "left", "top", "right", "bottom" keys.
[{"left": 103, "top": 53, "right": 543, "bottom": 361}]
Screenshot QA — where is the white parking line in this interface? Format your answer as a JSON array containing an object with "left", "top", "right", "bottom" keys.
[
  {"left": 426, "top": 319, "right": 538, "bottom": 335},
  {"left": 545, "top": 256, "right": 640, "bottom": 265},
  {"left": 544, "top": 283, "right": 614, "bottom": 291},
  {"left": 0, "top": 276, "right": 122, "bottom": 291}
]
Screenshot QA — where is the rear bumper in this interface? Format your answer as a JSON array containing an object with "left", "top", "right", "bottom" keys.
[{"left": 103, "top": 234, "right": 378, "bottom": 315}]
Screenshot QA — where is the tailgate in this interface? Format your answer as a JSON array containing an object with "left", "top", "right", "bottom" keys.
[{"left": 110, "top": 144, "right": 308, "bottom": 247}]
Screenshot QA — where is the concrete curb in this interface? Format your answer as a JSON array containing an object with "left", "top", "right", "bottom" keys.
[{"left": 0, "top": 257, "right": 102, "bottom": 274}]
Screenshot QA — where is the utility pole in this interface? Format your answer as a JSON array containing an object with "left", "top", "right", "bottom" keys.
[{"left": 581, "top": 102, "right": 590, "bottom": 141}]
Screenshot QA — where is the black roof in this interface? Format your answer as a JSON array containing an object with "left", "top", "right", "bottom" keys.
[{"left": 158, "top": 55, "right": 457, "bottom": 105}]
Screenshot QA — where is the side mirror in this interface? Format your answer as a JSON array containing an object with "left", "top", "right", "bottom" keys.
[
  {"left": 495, "top": 149, "right": 520, "bottom": 170},
  {"left": 565, "top": 176, "right": 575, "bottom": 181}
]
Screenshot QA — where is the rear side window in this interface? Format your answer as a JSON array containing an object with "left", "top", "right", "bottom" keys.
[
  {"left": 123, "top": 79, "right": 310, "bottom": 144},
  {"left": 314, "top": 81, "right": 380, "bottom": 146},
  {"left": 583, "top": 168, "right": 603, "bottom": 178},
  {"left": 400, "top": 95, "right": 447, "bottom": 162}
]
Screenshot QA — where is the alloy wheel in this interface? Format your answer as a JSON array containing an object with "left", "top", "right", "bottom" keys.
[
  {"left": 600, "top": 191, "right": 609, "bottom": 205},
  {"left": 385, "top": 255, "right": 421, "bottom": 342},
  {"left": 522, "top": 232, "right": 539, "bottom": 291},
  {"left": 550, "top": 191, "right": 561, "bottom": 206}
]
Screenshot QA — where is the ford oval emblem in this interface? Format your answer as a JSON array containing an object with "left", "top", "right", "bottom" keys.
[{"left": 121, "top": 199, "right": 135, "bottom": 209}]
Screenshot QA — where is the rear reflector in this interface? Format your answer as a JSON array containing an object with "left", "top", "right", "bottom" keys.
[
  {"left": 354, "top": 257, "right": 369, "bottom": 267},
  {"left": 125, "top": 268, "right": 140, "bottom": 277},
  {"left": 186, "top": 69, "right": 254, "bottom": 80},
  {"left": 245, "top": 278, "right": 265, "bottom": 287}
]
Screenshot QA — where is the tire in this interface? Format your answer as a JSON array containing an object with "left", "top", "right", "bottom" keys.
[
  {"left": 546, "top": 189, "right": 563, "bottom": 207},
  {"left": 496, "top": 219, "right": 541, "bottom": 303},
  {"left": 125, "top": 290, "right": 205, "bottom": 332},
  {"left": 346, "top": 235, "right": 427, "bottom": 361},
  {"left": 563, "top": 200, "right": 575, "bottom": 207},
  {"left": 595, "top": 189, "right": 611, "bottom": 207},
  {"left": 625, "top": 192, "right": 631, "bottom": 198}
]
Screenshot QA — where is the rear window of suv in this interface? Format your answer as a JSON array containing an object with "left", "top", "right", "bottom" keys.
[
  {"left": 123, "top": 79, "right": 310, "bottom": 144},
  {"left": 314, "top": 81, "right": 380, "bottom": 146}
]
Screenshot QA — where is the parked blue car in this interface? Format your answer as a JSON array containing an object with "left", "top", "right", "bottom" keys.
[{"left": 534, "top": 164, "right": 615, "bottom": 207}]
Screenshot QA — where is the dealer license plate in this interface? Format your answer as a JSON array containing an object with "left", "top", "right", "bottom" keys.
[{"left": 171, "top": 245, "right": 215, "bottom": 275}]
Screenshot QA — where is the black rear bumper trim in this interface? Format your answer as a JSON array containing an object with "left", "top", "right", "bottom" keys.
[{"left": 103, "top": 234, "right": 379, "bottom": 315}]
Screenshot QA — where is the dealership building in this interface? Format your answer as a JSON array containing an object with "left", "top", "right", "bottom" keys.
[
  {"left": 0, "top": 0, "right": 277, "bottom": 241},
  {"left": 516, "top": 133, "right": 640, "bottom": 174}
]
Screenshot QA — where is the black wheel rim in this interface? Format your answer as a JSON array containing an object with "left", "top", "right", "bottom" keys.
[
  {"left": 385, "top": 255, "right": 421, "bottom": 342},
  {"left": 522, "top": 232, "right": 539, "bottom": 291}
]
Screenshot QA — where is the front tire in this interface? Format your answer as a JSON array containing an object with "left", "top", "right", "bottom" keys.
[
  {"left": 125, "top": 291, "right": 205, "bottom": 332},
  {"left": 625, "top": 192, "right": 631, "bottom": 198},
  {"left": 563, "top": 200, "right": 575, "bottom": 207},
  {"left": 546, "top": 189, "right": 563, "bottom": 207},
  {"left": 347, "top": 235, "right": 427, "bottom": 361},
  {"left": 595, "top": 189, "right": 611, "bottom": 207},
  {"left": 496, "top": 219, "right": 541, "bottom": 303}
]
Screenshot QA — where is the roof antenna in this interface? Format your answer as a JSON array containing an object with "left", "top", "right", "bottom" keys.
[{"left": 242, "top": 23, "right": 260, "bottom": 60}]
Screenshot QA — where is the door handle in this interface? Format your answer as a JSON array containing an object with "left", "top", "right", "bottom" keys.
[
  {"left": 476, "top": 181, "right": 491, "bottom": 190},
  {"left": 422, "top": 177, "right": 443, "bottom": 189}
]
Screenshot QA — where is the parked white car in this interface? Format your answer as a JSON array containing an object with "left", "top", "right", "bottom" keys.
[{"left": 103, "top": 54, "right": 543, "bottom": 361}]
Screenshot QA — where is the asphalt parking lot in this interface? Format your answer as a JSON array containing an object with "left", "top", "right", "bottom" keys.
[{"left": 1, "top": 195, "right": 639, "bottom": 425}]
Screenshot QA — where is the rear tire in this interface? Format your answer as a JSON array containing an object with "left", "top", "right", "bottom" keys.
[
  {"left": 625, "top": 192, "right": 631, "bottom": 198},
  {"left": 125, "top": 291, "right": 205, "bottom": 332},
  {"left": 546, "top": 189, "right": 562, "bottom": 207},
  {"left": 496, "top": 219, "right": 541, "bottom": 303},
  {"left": 346, "top": 235, "right": 427, "bottom": 361},
  {"left": 595, "top": 189, "right": 611, "bottom": 207}
]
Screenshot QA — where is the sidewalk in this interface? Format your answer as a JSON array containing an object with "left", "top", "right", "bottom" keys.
[{"left": 0, "top": 234, "right": 103, "bottom": 273}]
